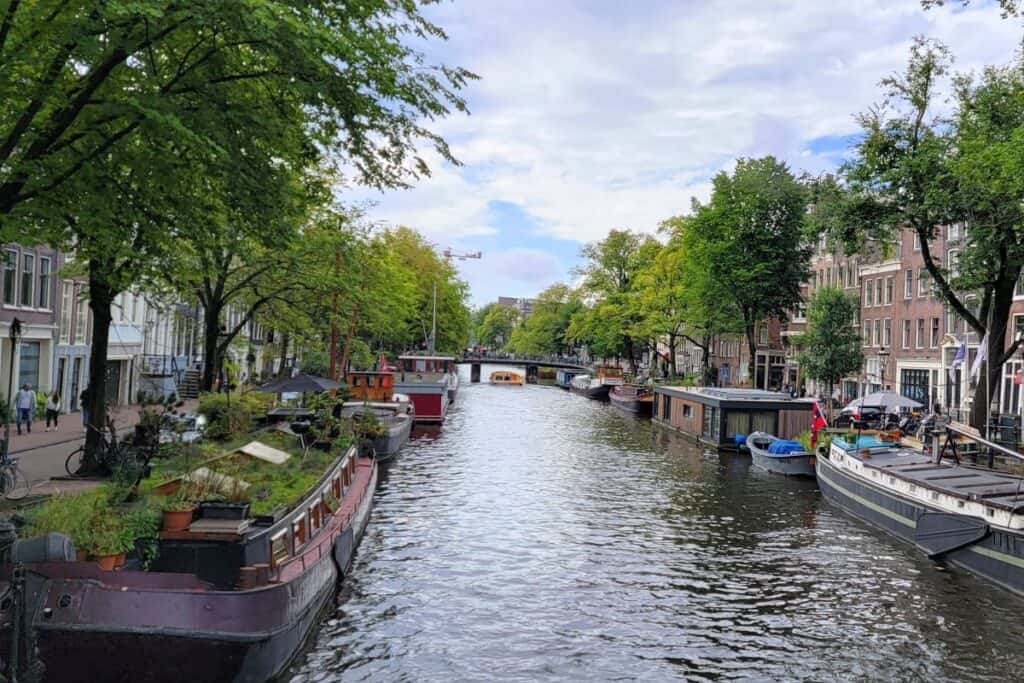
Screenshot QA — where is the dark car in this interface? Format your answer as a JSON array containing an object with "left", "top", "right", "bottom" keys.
[{"left": 834, "top": 405, "right": 899, "bottom": 430}]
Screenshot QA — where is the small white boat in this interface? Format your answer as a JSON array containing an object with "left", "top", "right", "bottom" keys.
[{"left": 745, "top": 432, "right": 815, "bottom": 477}]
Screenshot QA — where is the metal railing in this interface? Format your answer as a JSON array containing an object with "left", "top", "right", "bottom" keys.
[{"left": 457, "top": 352, "right": 589, "bottom": 368}]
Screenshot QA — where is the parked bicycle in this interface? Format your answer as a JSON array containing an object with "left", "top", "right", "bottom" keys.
[
  {"left": 0, "top": 438, "right": 31, "bottom": 500},
  {"left": 65, "top": 419, "right": 146, "bottom": 478}
]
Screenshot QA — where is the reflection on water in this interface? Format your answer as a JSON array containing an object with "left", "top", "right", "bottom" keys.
[{"left": 289, "top": 370, "right": 1024, "bottom": 681}]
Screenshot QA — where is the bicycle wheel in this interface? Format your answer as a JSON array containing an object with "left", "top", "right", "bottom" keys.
[
  {"left": 65, "top": 446, "right": 85, "bottom": 477},
  {"left": 3, "top": 466, "right": 30, "bottom": 500}
]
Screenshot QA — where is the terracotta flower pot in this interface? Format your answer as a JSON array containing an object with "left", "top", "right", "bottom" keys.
[
  {"left": 75, "top": 550, "right": 89, "bottom": 562},
  {"left": 95, "top": 553, "right": 124, "bottom": 571},
  {"left": 162, "top": 508, "right": 195, "bottom": 532}
]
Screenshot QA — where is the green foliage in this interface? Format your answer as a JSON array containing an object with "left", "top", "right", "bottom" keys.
[
  {"left": 474, "top": 303, "right": 519, "bottom": 348},
  {"left": 197, "top": 391, "right": 273, "bottom": 440},
  {"left": 507, "top": 284, "right": 582, "bottom": 356},
  {"left": 795, "top": 287, "right": 864, "bottom": 395}
]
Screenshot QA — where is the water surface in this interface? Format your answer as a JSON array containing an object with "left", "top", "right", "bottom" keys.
[{"left": 289, "top": 369, "right": 1024, "bottom": 681}]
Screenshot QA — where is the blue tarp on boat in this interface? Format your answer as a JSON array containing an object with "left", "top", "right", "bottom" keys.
[{"left": 767, "top": 439, "right": 804, "bottom": 455}]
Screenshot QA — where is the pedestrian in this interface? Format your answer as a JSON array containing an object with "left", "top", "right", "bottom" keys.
[
  {"left": 14, "top": 383, "right": 35, "bottom": 435},
  {"left": 80, "top": 386, "right": 90, "bottom": 433},
  {"left": 45, "top": 390, "right": 61, "bottom": 431}
]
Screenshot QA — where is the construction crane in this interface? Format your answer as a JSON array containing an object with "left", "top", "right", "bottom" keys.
[{"left": 443, "top": 248, "right": 482, "bottom": 261}]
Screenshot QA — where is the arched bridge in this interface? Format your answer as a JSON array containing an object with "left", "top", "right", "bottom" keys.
[{"left": 456, "top": 354, "right": 589, "bottom": 371}]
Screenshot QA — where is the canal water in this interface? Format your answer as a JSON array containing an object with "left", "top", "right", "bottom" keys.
[{"left": 289, "top": 370, "right": 1024, "bottom": 681}]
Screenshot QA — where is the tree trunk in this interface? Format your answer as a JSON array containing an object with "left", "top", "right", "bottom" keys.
[
  {"left": 968, "top": 289, "right": 1013, "bottom": 431},
  {"left": 624, "top": 337, "right": 636, "bottom": 374},
  {"left": 339, "top": 306, "right": 360, "bottom": 380},
  {"left": 200, "top": 304, "right": 222, "bottom": 392},
  {"left": 701, "top": 332, "right": 713, "bottom": 385},
  {"left": 277, "top": 332, "right": 290, "bottom": 377},
  {"left": 82, "top": 265, "right": 116, "bottom": 473}
]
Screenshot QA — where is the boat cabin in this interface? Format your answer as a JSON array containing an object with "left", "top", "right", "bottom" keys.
[
  {"left": 398, "top": 354, "right": 455, "bottom": 375},
  {"left": 653, "top": 386, "right": 814, "bottom": 450},
  {"left": 347, "top": 371, "right": 395, "bottom": 402},
  {"left": 490, "top": 370, "right": 523, "bottom": 385},
  {"left": 596, "top": 366, "right": 624, "bottom": 385}
]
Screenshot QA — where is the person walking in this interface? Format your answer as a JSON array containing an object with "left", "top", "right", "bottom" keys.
[
  {"left": 14, "top": 383, "right": 36, "bottom": 435},
  {"left": 45, "top": 390, "right": 61, "bottom": 431},
  {"left": 80, "top": 386, "right": 90, "bottom": 433}
]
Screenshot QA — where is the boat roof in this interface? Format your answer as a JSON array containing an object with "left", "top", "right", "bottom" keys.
[{"left": 656, "top": 385, "right": 814, "bottom": 409}]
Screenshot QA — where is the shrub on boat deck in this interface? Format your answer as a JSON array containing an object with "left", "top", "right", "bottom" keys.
[{"left": 198, "top": 391, "right": 273, "bottom": 440}]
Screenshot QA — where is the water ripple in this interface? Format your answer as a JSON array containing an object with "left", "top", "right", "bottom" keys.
[{"left": 289, "top": 376, "right": 1024, "bottom": 682}]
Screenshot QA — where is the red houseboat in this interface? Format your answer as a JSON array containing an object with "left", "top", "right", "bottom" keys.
[{"left": 394, "top": 354, "right": 457, "bottom": 424}]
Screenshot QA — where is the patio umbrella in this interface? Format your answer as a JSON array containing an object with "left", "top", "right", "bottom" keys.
[
  {"left": 259, "top": 373, "right": 345, "bottom": 394},
  {"left": 844, "top": 391, "right": 922, "bottom": 411}
]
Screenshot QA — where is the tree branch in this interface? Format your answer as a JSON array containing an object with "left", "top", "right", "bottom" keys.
[{"left": 916, "top": 225, "right": 984, "bottom": 335}]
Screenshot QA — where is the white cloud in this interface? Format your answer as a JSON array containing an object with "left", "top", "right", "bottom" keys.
[{"left": 342, "top": 0, "right": 1022, "bottom": 298}]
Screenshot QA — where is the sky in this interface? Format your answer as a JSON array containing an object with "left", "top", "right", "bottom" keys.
[{"left": 347, "top": 0, "right": 1023, "bottom": 307}]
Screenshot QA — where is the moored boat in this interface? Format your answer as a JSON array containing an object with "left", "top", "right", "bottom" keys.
[
  {"left": 817, "top": 424, "right": 1024, "bottom": 596},
  {"left": 490, "top": 370, "right": 523, "bottom": 385},
  {"left": 394, "top": 354, "right": 455, "bottom": 424},
  {"left": 609, "top": 384, "right": 653, "bottom": 416},
  {"left": 569, "top": 374, "right": 611, "bottom": 400},
  {"left": 555, "top": 368, "right": 579, "bottom": 390},
  {"left": 0, "top": 437, "right": 377, "bottom": 683},
  {"left": 343, "top": 371, "right": 414, "bottom": 460},
  {"left": 744, "top": 431, "right": 815, "bottom": 476}
]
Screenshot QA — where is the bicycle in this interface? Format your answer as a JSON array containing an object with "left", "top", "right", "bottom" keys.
[
  {"left": 65, "top": 419, "right": 139, "bottom": 477},
  {"left": 0, "top": 440, "right": 31, "bottom": 501}
]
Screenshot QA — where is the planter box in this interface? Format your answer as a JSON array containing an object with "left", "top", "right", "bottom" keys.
[{"left": 198, "top": 501, "right": 251, "bottom": 520}]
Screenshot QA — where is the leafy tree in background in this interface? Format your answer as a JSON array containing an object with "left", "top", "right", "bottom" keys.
[
  {"left": 822, "top": 40, "right": 1024, "bottom": 426},
  {"left": 474, "top": 303, "right": 519, "bottom": 349},
  {"left": 506, "top": 284, "right": 582, "bottom": 356},
  {"left": 689, "top": 157, "right": 811, "bottom": 385},
  {"left": 796, "top": 287, "right": 863, "bottom": 419}
]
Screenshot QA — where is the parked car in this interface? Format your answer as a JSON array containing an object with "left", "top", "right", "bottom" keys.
[{"left": 834, "top": 405, "right": 900, "bottom": 430}]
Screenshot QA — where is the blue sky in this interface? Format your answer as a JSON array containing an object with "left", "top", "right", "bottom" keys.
[{"left": 348, "top": 0, "right": 1021, "bottom": 306}]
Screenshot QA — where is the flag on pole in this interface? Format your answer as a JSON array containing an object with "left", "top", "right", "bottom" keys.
[
  {"left": 949, "top": 338, "right": 966, "bottom": 385},
  {"left": 970, "top": 333, "right": 988, "bottom": 381}
]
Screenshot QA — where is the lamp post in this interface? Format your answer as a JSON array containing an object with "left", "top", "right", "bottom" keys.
[{"left": 4, "top": 317, "right": 23, "bottom": 458}]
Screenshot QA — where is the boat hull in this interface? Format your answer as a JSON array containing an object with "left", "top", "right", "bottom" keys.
[
  {"left": 371, "top": 415, "right": 412, "bottom": 461},
  {"left": 570, "top": 384, "right": 611, "bottom": 400},
  {"left": 817, "top": 453, "right": 1024, "bottom": 596},
  {"left": 750, "top": 450, "right": 815, "bottom": 477},
  {"left": 393, "top": 385, "right": 448, "bottom": 424},
  {"left": 4, "top": 460, "right": 378, "bottom": 683},
  {"left": 608, "top": 393, "right": 652, "bottom": 416}
]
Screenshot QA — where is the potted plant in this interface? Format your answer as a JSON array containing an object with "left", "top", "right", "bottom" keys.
[
  {"left": 87, "top": 516, "right": 134, "bottom": 570},
  {"left": 197, "top": 466, "right": 251, "bottom": 520},
  {"left": 161, "top": 488, "right": 198, "bottom": 532}
]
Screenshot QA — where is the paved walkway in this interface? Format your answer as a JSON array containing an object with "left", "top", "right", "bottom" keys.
[{"left": 5, "top": 400, "right": 198, "bottom": 496}]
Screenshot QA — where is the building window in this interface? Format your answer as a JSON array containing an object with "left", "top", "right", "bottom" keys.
[
  {"left": 901, "top": 368, "right": 930, "bottom": 406},
  {"left": 902, "top": 319, "right": 911, "bottom": 349},
  {"left": 931, "top": 318, "right": 940, "bottom": 348},
  {"left": 873, "top": 319, "right": 881, "bottom": 347},
  {"left": 758, "top": 324, "right": 768, "bottom": 346},
  {"left": 59, "top": 282, "right": 72, "bottom": 344},
  {"left": 874, "top": 279, "right": 882, "bottom": 306},
  {"left": 948, "top": 222, "right": 961, "bottom": 242},
  {"left": 19, "top": 253, "right": 34, "bottom": 307},
  {"left": 75, "top": 286, "right": 87, "bottom": 344},
  {"left": 883, "top": 318, "right": 892, "bottom": 348},
  {"left": 913, "top": 232, "right": 921, "bottom": 252},
  {"left": 38, "top": 257, "right": 51, "bottom": 309},
  {"left": 1002, "top": 360, "right": 1022, "bottom": 416},
  {"left": 1015, "top": 314, "right": 1024, "bottom": 342},
  {"left": 2, "top": 249, "right": 15, "bottom": 305},
  {"left": 918, "top": 269, "right": 929, "bottom": 298},
  {"left": 885, "top": 276, "right": 893, "bottom": 305},
  {"left": 904, "top": 269, "right": 913, "bottom": 299},
  {"left": 863, "top": 321, "right": 871, "bottom": 347},
  {"left": 864, "top": 280, "right": 873, "bottom": 307},
  {"left": 17, "top": 341, "right": 40, "bottom": 389},
  {"left": 916, "top": 318, "right": 925, "bottom": 349}
]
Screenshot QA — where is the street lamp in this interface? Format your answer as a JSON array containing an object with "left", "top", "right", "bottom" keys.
[
  {"left": 878, "top": 347, "right": 890, "bottom": 390},
  {"left": 3, "top": 317, "right": 23, "bottom": 458}
]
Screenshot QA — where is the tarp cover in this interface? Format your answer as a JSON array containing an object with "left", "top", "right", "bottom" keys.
[{"left": 767, "top": 439, "right": 804, "bottom": 455}]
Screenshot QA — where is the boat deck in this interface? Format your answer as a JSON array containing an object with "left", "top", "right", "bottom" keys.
[{"left": 849, "top": 447, "right": 1024, "bottom": 513}]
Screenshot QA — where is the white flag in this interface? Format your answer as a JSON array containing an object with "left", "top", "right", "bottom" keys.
[{"left": 970, "top": 333, "right": 988, "bottom": 381}]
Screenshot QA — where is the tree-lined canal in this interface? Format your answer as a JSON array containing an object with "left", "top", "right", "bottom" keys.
[{"left": 289, "top": 370, "right": 1024, "bottom": 681}]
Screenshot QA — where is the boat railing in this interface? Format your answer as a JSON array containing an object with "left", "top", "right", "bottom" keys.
[{"left": 941, "top": 422, "right": 1024, "bottom": 466}]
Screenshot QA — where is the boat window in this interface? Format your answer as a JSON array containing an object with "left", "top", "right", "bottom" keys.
[
  {"left": 332, "top": 477, "right": 342, "bottom": 499},
  {"left": 293, "top": 518, "right": 307, "bottom": 550},
  {"left": 683, "top": 405, "right": 693, "bottom": 418},
  {"left": 270, "top": 530, "right": 289, "bottom": 567},
  {"left": 310, "top": 503, "right": 322, "bottom": 531},
  {"left": 343, "top": 466, "right": 351, "bottom": 488},
  {"left": 416, "top": 360, "right": 426, "bottom": 372},
  {"left": 367, "top": 376, "right": 375, "bottom": 387},
  {"left": 352, "top": 377, "right": 361, "bottom": 387}
]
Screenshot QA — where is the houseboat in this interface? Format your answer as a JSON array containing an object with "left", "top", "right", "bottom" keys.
[
  {"left": 342, "top": 370, "right": 413, "bottom": 460},
  {"left": 489, "top": 370, "right": 523, "bottom": 386},
  {"left": 570, "top": 374, "right": 611, "bottom": 400},
  {"left": 652, "top": 386, "right": 814, "bottom": 450},
  {"left": 817, "top": 424, "right": 1024, "bottom": 596},
  {"left": 609, "top": 384, "right": 653, "bottom": 416},
  {"left": 0, "top": 439, "right": 377, "bottom": 683},
  {"left": 596, "top": 365, "right": 624, "bottom": 388},
  {"left": 394, "top": 354, "right": 456, "bottom": 424},
  {"left": 555, "top": 368, "right": 579, "bottom": 390}
]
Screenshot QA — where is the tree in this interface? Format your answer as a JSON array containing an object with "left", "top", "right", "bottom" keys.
[
  {"left": 824, "top": 40, "right": 1024, "bottom": 427},
  {"left": 571, "top": 229, "right": 660, "bottom": 371},
  {"left": 634, "top": 236, "right": 688, "bottom": 378},
  {"left": 506, "top": 284, "right": 582, "bottom": 356},
  {"left": 3, "top": 2, "right": 473, "bottom": 468},
  {"left": 796, "top": 287, "right": 864, "bottom": 418},
  {"left": 474, "top": 303, "right": 519, "bottom": 349},
  {"left": 689, "top": 157, "right": 811, "bottom": 384}
]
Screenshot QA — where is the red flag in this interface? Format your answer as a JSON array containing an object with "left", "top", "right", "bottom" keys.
[{"left": 810, "top": 401, "right": 828, "bottom": 448}]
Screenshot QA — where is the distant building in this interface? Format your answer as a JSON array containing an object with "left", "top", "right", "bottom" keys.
[{"left": 497, "top": 296, "right": 535, "bottom": 321}]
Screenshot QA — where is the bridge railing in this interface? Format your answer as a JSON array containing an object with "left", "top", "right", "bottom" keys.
[{"left": 458, "top": 353, "right": 588, "bottom": 367}]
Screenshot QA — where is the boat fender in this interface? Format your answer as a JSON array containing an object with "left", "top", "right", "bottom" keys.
[{"left": 13, "top": 533, "right": 76, "bottom": 563}]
